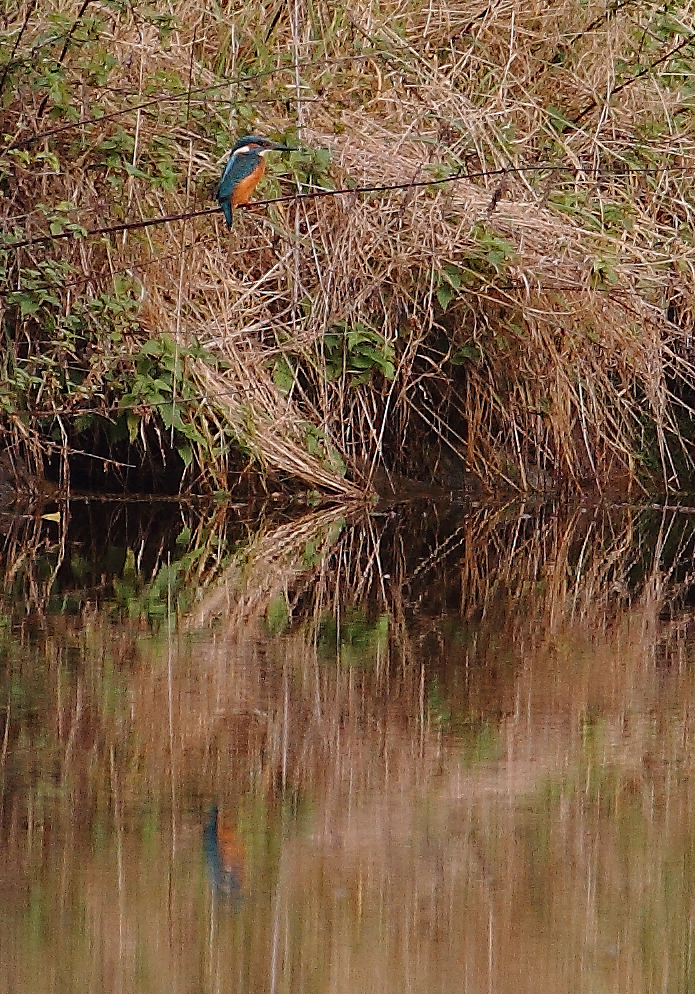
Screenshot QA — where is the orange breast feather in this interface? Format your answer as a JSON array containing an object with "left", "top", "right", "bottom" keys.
[{"left": 231, "top": 160, "right": 266, "bottom": 208}]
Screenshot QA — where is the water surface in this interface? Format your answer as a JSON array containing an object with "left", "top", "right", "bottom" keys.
[{"left": 1, "top": 499, "right": 694, "bottom": 993}]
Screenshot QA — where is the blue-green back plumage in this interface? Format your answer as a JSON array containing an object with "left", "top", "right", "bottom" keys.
[
  {"left": 215, "top": 135, "right": 295, "bottom": 229},
  {"left": 216, "top": 143, "right": 261, "bottom": 227}
]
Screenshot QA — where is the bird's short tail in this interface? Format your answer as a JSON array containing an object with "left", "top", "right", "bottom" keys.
[{"left": 220, "top": 199, "right": 233, "bottom": 229}]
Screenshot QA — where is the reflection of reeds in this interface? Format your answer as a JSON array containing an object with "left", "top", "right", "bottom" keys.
[
  {"left": 2, "top": 502, "right": 695, "bottom": 992},
  {"left": 0, "top": 498, "right": 66, "bottom": 611},
  {"left": 3, "top": 500, "right": 695, "bottom": 826},
  {"left": 183, "top": 502, "right": 362, "bottom": 630}
]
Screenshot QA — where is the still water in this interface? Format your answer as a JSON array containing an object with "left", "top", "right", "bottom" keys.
[{"left": 1, "top": 497, "right": 695, "bottom": 993}]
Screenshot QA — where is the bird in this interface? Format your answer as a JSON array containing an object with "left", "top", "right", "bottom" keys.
[
  {"left": 215, "top": 134, "right": 295, "bottom": 228},
  {"left": 204, "top": 805, "right": 246, "bottom": 899}
]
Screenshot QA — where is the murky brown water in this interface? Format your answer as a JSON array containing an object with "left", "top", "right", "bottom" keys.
[{"left": 1, "top": 498, "right": 695, "bottom": 993}]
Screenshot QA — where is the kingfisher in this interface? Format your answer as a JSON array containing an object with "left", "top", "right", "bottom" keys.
[
  {"left": 216, "top": 134, "right": 295, "bottom": 228},
  {"left": 204, "top": 805, "right": 246, "bottom": 899}
]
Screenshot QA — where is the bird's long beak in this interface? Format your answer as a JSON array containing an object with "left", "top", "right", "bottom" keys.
[{"left": 269, "top": 142, "right": 297, "bottom": 152}]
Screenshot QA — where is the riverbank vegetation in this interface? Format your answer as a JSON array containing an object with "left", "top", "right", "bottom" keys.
[{"left": 3, "top": 0, "right": 695, "bottom": 496}]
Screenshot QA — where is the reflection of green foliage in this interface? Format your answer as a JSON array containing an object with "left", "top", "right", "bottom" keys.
[
  {"left": 457, "top": 720, "right": 502, "bottom": 764},
  {"left": 580, "top": 708, "right": 604, "bottom": 750},
  {"left": 264, "top": 594, "right": 290, "bottom": 635},
  {"left": 26, "top": 885, "right": 47, "bottom": 950},
  {"left": 317, "top": 610, "right": 389, "bottom": 667},
  {"left": 235, "top": 790, "right": 284, "bottom": 892},
  {"left": 141, "top": 806, "right": 161, "bottom": 850},
  {"left": 302, "top": 523, "right": 347, "bottom": 566},
  {"left": 427, "top": 677, "right": 452, "bottom": 727},
  {"left": 110, "top": 545, "right": 207, "bottom": 625}
]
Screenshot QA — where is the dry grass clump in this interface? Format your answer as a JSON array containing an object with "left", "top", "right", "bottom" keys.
[{"left": 4, "top": 0, "right": 695, "bottom": 492}]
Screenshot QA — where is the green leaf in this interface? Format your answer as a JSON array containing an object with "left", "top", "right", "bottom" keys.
[
  {"left": 140, "top": 339, "right": 164, "bottom": 358},
  {"left": 272, "top": 356, "right": 295, "bottom": 395},
  {"left": 124, "top": 162, "right": 149, "bottom": 178},
  {"left": 443, "top": 264, "right": 462, "bottom": 289},
  {"left": 176, "top": 443, "right": 193, "bottom": 468},
  {"left": 437, "top": 285, "right": 454, "bottom": 312},
  {"left": 126, "top": 411, "right": 140, "bottom": 443},
  {"left": 547, "top": 105, "right": 573, "bottom": 133},
  {"left": 9, "top": 292, "right": 41, "bottom": 318},
  {"left": 452, "top": 342, "right": 482, "bottom": 365}
]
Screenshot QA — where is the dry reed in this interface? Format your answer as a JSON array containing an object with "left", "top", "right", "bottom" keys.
[{"left": 4, "top": 1, "right": 695, "bottom": 492}]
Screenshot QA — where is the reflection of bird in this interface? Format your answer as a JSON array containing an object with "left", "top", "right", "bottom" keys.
[
  {"left": 204, "top": 805, "right": 246, "bottom": 899},
  {"left": 215, "top": 135, "right": 295, "bottom": 228}
]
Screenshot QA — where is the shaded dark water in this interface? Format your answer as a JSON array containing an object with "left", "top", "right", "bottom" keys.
[{"left": 2, "top": 497, "right": 695, "bottom": 993}]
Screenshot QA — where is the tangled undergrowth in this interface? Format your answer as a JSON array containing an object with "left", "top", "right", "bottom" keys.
[{"left": 3, "top": 0, "right": 695, "bottom": 496}]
